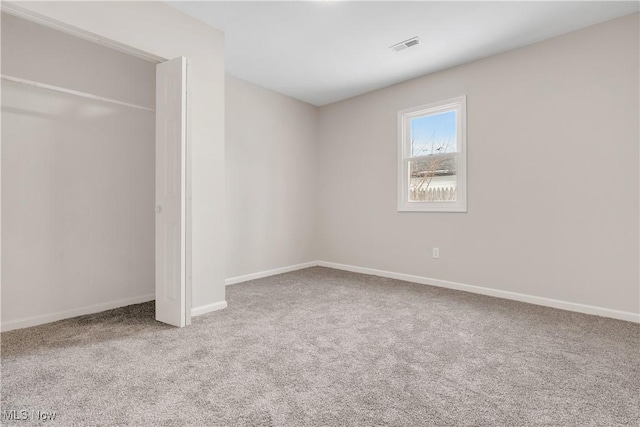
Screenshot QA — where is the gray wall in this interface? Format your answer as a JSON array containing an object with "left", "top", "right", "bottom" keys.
[
  {"left": 317, "top": 14, "right": 640, "bottom": 314},
  {"left": 3, "top": 9, "right": 637, "bottom": 326},
  {"left": 1, "top": 14, "right": 156, "bottom": 325},
  {"left": 225, "top": 76, "right": 318, "bottom": 278}
]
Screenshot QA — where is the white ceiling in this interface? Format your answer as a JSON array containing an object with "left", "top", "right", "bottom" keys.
[{"left": 169, "top": 1, "right": 639, "bottom": 106}]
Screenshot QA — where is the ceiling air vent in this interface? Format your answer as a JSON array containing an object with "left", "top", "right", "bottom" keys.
[{"left": 390, "top": 37, "right": 422, "bottom": 52}]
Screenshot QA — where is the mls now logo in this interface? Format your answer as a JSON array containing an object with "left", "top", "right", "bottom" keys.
[{"left": 2, "top": 409, "right": 57, "bottom": 422}]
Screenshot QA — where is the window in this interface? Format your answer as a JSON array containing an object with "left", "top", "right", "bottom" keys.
[{"left": 397, "top": 96, "right": 467, "bottom": 212}]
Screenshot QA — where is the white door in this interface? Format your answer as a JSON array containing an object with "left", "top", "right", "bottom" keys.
[{"left": 155, "top": 57, "right": 188, "bottom": 327}]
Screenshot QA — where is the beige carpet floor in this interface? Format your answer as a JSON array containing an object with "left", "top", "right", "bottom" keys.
[{"left": 1, "top": 267, "right": 639, "bottom": 426}]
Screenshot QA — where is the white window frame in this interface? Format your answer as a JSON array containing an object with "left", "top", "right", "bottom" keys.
[{"left": 397, "top": 95, "right": 467, "bottom": 212}]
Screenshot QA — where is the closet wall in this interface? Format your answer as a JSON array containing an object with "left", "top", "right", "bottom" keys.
[{"left": 1, "top": 14, "right": 156, "bottom": 328}]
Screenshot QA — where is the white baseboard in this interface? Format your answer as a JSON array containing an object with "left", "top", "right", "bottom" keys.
[
  {"left": 1, "top": 293, "right": 155, "bottom": 332},
  {"left": 6, "top": 262, "right": 635, "bottom": 330},
  {"left": 225, "top": 261, "right": 318, "bottom": 286},
  {"left": 191, "top": 300, "right": 228, "bottom": 317},
  {"left": 317, "top": 261, "right": 640, "bottom": 324}
]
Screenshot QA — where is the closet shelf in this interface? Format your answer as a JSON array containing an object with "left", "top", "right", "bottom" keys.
[{"left": 1, "top": 74, "right": 155, "bottom": 113}]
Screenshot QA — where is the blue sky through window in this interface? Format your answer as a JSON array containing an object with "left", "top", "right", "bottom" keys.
[{"left": 410, "top": 110, "right": 456, "bottom": 156}]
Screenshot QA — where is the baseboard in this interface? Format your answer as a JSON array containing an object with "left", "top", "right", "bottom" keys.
[
  {"left": 6, "top": 262, "right": 634, "bottom": 330},
  {"left": 191, "top": 301, "right": 228, "bottom": 317},
  {"left": 317, "top": 261, "right": 640, "bottom": 323},
  {"left": 1, "top": 293, "right": 155, "bottom": 332},
  {"left": 225, "top": 261, "right": 318, "bottom": 286}
]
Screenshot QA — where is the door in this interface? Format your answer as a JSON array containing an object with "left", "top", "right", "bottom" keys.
[{"left": 155, "top": 57, "right": 188, "bottom": 327}]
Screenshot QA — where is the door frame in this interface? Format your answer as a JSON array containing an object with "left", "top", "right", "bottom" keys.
[{"left": 1, "top": 3, "right": 193, "bottom": 326}]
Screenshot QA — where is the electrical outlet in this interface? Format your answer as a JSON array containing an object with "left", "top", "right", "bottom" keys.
[{"left": 432, "top": 248, "right": 440, "bottom": 259}]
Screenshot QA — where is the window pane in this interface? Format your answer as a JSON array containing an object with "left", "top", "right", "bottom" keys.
[
  {"left": 410, "top": 110, "right": 457, "bottom": 157},
  {"left": 409, "top": 154, "right": 457, "bottom": 202}
]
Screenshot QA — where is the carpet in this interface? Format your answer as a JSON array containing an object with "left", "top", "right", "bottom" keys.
[{"left": 1, "top": 267, "right": 639, "bottom": 426}]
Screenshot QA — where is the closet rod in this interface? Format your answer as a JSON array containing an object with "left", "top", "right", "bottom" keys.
[{"left": 1, "top": 74, "right": 155, "bottom": 113}]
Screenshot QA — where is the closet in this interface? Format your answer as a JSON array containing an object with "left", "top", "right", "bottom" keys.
[{"left": 1, "top": 13, "right": 158, "bottom": 329}]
